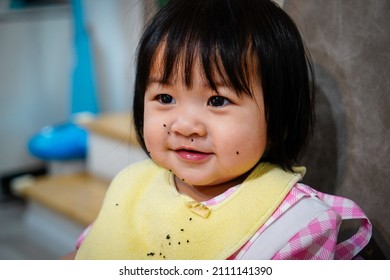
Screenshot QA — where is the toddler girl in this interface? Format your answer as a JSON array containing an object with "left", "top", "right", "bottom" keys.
[{"left": 74, "top": 0, "right": 371, "bottom": 259}]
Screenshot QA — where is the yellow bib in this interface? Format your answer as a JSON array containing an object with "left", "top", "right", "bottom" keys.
[{"left": 76, "top": 160, "right": 304, "bottom": 260}]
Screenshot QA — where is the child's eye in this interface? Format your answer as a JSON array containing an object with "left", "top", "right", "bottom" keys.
[
  {"left": 208, "top": 96, "right": 231, "bottom": 107},
  {"left": 156, "top": 94, "right": 175, "bottom": 104}
]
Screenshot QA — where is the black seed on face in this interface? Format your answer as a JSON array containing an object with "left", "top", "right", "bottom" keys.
[
  {"left": 181, "top": 229, "right": 184, "bottom": 231},
  {"left": 189, "top": 218, "right": 192, "bottom": 221},
  {"left": 178, "top": 242, "right": 181, "bottom": 245},
  {"left": 147, "top": 252, "right": 155, "bottom": 256},
  {"left": 187, "top": 240, "right": 190, "bottom": 243},
  {"left": 160, "top": 253, "right": 162, "bottom": 256}
]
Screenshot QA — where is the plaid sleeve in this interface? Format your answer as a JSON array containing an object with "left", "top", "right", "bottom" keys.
[
  {"left": 315, "top": 192, "right": 372, "bottom": 260},
  {"left": 230, "top": 184, "right": 371, "bottom": 260},
  {"left": 271, "top": 193, "right": 372, "bottom": 260},
  {"left": 272, "top": 209, "right": 341, "bottom": 259},
  {"left": 76, "top": 223, "right": 93, "bottom": 250}
]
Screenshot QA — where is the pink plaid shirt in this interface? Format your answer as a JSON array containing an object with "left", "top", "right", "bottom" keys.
[
  {"left": 77, "top": 183, "right": 372, "bottom": 260},
  {"left": 205, "top": 183, "right": 372, "bottom": 260}
]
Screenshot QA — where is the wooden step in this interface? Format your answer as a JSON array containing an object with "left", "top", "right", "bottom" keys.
[
  {"left": 84, "top": 112, "right": 139, "bottom": 145},
  {"left": 20, "top": 172, "right": 109, "bottom": 226}
]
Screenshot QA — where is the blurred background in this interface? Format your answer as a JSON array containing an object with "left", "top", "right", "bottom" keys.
[
  {"left": 0, "top": 0, "right": 389, "bottom": 259},
  {"left": 0, "top": 0, "right": 155, "bottom": 259}
]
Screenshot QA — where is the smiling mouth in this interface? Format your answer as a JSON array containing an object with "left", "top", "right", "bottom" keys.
[{"left": 175, "top": 149, "right": 212, "bottom": 161}]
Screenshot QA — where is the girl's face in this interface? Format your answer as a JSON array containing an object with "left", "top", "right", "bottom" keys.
[{"left": 143, "top": 55, "right": 267, "bottom": 200}]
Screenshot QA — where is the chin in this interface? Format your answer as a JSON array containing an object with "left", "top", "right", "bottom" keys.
[{"left": 175, "top": 175, "right": 210, "bottom": 186}]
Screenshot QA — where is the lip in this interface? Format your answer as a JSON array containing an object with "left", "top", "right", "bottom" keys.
[{"left": 174, "top": 148, "right": 212, "bottom": 162}]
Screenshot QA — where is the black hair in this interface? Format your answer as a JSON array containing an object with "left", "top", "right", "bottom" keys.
[{"left": 133, "top": 0, "right": 315, "bottom": 170}]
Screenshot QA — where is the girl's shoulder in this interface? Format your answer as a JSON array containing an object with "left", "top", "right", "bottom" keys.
[{"left": 233, "top": 183, "right": 372, "bottom": 260}]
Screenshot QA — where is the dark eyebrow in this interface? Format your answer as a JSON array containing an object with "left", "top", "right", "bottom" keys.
[
  {"left": 214, "top": 80, "right": 231, "bottom": 88},
  {"left": 147, "top": 76, "right": 161, "bottom": 84},
  {"left": 147, "top": 76, "right": 172, "bottom": 86}
]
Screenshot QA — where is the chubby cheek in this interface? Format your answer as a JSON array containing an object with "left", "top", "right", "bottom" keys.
[
  {"left": 143, "top": 117, "right": 170, "bottom": 164},
  {"left": 143, "top": 115, "right": 160, "bottom": 153},
  {"left": 219, "top": 123, "right": 267, "bottom": 168}
]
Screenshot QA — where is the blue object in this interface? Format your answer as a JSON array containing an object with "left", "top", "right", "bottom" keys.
[
  {"left": 28, "top": 0, "right": 98, "bottom": 161},
  {"left": 28, "top": 123, "right": 87, "bottom": 160},
  {"left": 70, "top": 0, "right": 99, "bottom": 116}
]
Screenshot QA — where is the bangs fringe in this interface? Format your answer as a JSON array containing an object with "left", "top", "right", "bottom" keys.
[{"left": 150, "top": 1, "right": 257, "bottom": 97}]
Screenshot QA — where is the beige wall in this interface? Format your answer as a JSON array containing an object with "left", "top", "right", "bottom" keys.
[
  {"left": 0, "top": 0, "right": 144, "bottom": 174},
  {"left": 285, "top": 0, "right": 390, "bottom": 258}
]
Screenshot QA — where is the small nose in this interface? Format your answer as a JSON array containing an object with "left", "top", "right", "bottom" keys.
[{"left": 170, "top": 113, "right": 207, "bottom": 137}]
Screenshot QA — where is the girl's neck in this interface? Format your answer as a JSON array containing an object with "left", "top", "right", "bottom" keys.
[{"left": 174, "top": 172, "right": 249, "bottom": 202}]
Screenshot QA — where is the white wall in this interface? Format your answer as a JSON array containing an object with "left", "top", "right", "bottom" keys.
[
  {"left": 84, "top": 0, "right": 144, "bottom": 113},
  {"left": 0, "top": 0, "right": 144, "bottom": 174},
  {"left": 0, "top": 6, "right": 71, "bottom": 173}
]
